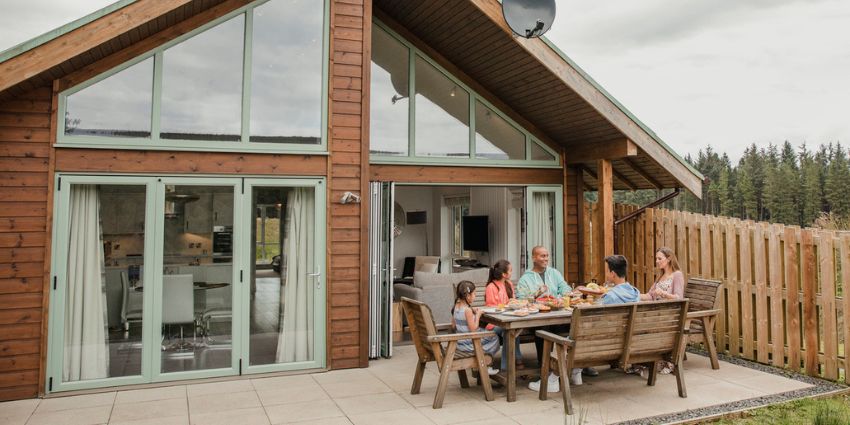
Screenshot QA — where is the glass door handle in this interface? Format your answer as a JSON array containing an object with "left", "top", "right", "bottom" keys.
[{"left": 308, "top": 271, "right": 321, "bottom": 289}]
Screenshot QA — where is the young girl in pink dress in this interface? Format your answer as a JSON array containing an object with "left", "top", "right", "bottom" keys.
[{"left": 484, "top": 260, "right": 524, "bottom": 371}]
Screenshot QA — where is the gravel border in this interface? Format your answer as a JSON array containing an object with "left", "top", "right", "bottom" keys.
[{"left": 611, "top": 348, "right": 849, "bottom": 425}]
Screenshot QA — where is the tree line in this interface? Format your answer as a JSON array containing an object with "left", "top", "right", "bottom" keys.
[{"left": 601, "top": 141, "right": 850, "bottom": 230}]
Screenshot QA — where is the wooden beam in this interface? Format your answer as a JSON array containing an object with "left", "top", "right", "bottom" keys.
[
  {"left": 467, "top": 0, "right": 703, "bottom": 197},
  {"left": 611, "top": 167, "right": 638, "bottom": 191},
  {"left": 370, "top": 164, "right": 563, "bottom": 185},
  {"left": 581, "top": 166, "right": 597, "bottom": 181},
  {"left": 0, "top": 0, "right": 193, "bottom": 93},
  {"left": 574, "top": 166, "right": 585, "bottom": 282},
  {"left": 595, "top": 159, "right": 614, "bottom": 280},
  {"left": 623, "top": 157, "right": 662, "bottom": 190},
  {"left": 565, "top": 138, "right": 637, "bottom": 164}
]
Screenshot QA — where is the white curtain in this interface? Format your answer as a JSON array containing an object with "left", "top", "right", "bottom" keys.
[
  {"left": 531, "top": 192, "right": 554, "bottom": 256},
  {"left": 64, "top": 185, "right": 109, "bottom": 381},
  {"left": 276, "top": 188, "right": 315, "bottom": 363}
]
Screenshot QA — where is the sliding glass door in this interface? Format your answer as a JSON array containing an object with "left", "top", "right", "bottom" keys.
[{"left": 47, "top": 175, "right": 325, "bottom": 392}]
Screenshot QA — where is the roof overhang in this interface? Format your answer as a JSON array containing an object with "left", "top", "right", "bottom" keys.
[{"left": 374, "top": 0, "right": 704, "bottom": 197}]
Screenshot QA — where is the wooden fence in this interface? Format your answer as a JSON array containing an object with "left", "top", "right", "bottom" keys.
[{"left": 583, "top": 202, "right": 849, "bottom": 383}]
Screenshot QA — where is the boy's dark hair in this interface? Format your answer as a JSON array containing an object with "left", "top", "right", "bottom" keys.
[{"left": 604, "top": 255, "right": 628, "bottom": 278}]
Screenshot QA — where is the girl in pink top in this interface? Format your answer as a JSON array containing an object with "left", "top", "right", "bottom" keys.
[
  {"left": 485, "top": 260, "right": 524, "bottom": 370},
  {"left": 634, "top": 247, "right": 684, "bottom": 375},
  {"left": 640, "top": 247, "right": 685, "bottom": 301}
]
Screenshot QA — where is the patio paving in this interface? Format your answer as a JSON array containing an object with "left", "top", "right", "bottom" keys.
[{"left": 0, "top": 345, "right": 815, "bottom": 425}]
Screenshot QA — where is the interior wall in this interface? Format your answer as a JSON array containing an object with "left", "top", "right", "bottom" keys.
[{"left": 393, "top": 186, "right": 435, "bottom": 276}]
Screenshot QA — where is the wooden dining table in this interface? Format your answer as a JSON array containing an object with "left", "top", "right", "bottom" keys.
[{"left": 481, "top": 308, "right": 573, "bottom": 402}]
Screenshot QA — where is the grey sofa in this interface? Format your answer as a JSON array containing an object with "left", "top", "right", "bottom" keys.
[{"left": 394, "top": 268, "right": 489, "bottom": 325}]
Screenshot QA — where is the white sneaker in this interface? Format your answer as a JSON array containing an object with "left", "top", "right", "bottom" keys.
[
  {"left": 570, "top": 368, "right": 583, "bottom": 386},
  {"left": 487, "top": 367, "right": 500, "bottom": 376},
  {"left": 582, "top": 367, "right": 599, "bottom": 377},
  {"left": 528, "top": 373, "right": 560, "bottom": 392}
]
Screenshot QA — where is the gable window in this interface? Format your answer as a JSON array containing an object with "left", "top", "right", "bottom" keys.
[
  {"left": 58, "top": 0, "right": 328, "bottom": 152},
  {"left": 369, "top": 21, "right": 559, "bottom": 167}
]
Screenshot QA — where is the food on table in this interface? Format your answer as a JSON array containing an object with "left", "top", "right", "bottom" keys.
[
  {"left": 512, "top": 309, "right": 529, "bottom": 317},
  {"left": 577, "top": 284, "right": 605, "bottom": 296},
  {"left": 537, "top": 304, "right": 551, "bottom": 312},
  {"left": 506, "top": 299, "right": 528, "bottom": 310}
]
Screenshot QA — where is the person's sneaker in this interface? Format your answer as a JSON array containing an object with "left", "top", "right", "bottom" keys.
[
  {"left": 582, "top": 367, "right": 599, "bottom": 377},
  {"left": 487, "top": 367, "right": 500, "bottom": 375},
  {"left": 570, "top": 368, "right": 583, "bottom": 386},
  {"left": 528, "top": 373, "right": 560, "bottom": 392}
]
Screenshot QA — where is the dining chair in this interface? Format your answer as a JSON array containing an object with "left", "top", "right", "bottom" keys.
[
  {"left": 162, "top": 274, "right": 195, "bottom": 349},
  {"left": 202, "top": 266, "right": 232, "bottom": 340},
  {"left": 120, "top": 271, "right": 144, "bottom": 333}
]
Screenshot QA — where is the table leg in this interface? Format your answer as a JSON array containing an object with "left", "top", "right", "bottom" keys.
[{"left": 506, "top": 328, "right": 517, "bottom": 402}]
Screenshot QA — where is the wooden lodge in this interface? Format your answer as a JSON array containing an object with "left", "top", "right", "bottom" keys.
[{"left": 0, "top": 0, "right": 703, "bottom": 400}]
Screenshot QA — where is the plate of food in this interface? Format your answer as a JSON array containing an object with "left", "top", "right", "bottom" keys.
[
  {"left": 506, "top": 299, "right": 529, "bottom": 310},
  {"left": 507, "top": 309, "right": 530, "bottom": 317},
  {"left": 577, "top": 282, "right": 606, "bottom": 296}
]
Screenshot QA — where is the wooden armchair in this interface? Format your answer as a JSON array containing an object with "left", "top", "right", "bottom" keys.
[
  {"left": 400, "top": 297, "right": 495, "bottom": 409},
  {"left": 537, "top": 300, "right": 689, "bottom": 415},
  {"left": 682, "top": 277, "right": 723, "bottom": 369}
]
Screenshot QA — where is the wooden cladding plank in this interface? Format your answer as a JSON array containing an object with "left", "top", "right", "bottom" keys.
[
  {"left": 784, "top": 226, "right": 801, "bottom": 373},
  {"left": 55, "top": 149, "right": 328, "bottom": 175},
  {"left": 0, "top": 370, "right": 39, "bottom": 389},
  {"left": 753, "top": 224, "right": 769, "bottom": 364},
  {"left": 0, "top": 203, "right": 46, "bottom": 218},
  {"left": 0, "top": 218, "right": 45, "bottom": 233},
  {"left": 0, "top": 293, "right": 42, "bottom": 310},
  {"left": 0, "top": 263, "right": 43, "bottom": 279},
  {"left": 0, "top": 353, "right": 39, "bottom": 371},
  {"left": 0, "top": 113, "right": 50, "bottom": 129},
  {"left": 0, "top": 339, "right": 40, "bottom": 356},
  {"left": 0, "top": 172, "right": 49, "bottom": 187},
  {"left": 370, "top": 165, "right": 562, "bottom": 185},
  {"left": 0, "top": 278, "right": 42, "bottom": 294},
  {"left": 0, "top": 127, "right": 50, "bottom": 143},
  {"left": 0, "top": 158, "right": 48, "bottom": 172},
  {"left": 818, "top": 234, "right": 838, "bottom": 380},
  {"left": 0, "top": 248, "right": 44, "bottom": 263},
  {"left": 0, "top": 384, "right": 37, "bottom": 401},
  {"left": 0, "top": 323, "right": 41, "bottom": 340},
  {"left": 800, "top": 229, "right": 818, "bottom": 376},
  {"left": 0, "top": 233, "right": 45, "bottom": 248},
  {"left": 0, "top": 143, "right": 50, "bottom": 159}
]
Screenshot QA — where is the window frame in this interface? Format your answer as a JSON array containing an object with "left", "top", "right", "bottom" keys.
[
  {"left": 56, "top": 0, "right": 330, "bottom": 154},
  {"left": 370, "top": 19, "right": 560, "bottom": 168}
]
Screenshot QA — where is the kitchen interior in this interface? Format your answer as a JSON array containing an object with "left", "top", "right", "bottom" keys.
[{"left": 100, "top": 183, "right": 291, "bottom": 376}]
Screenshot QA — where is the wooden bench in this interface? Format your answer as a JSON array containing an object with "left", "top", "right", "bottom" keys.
[
  {"left": 401, "top": 297, "right": 496, "bottom": 409},
  {"left": 537, "top": 299, "right": 689, "bottom": 415},
  {"left": 682, "top": 277, "right": 723, "bottom": 369}
]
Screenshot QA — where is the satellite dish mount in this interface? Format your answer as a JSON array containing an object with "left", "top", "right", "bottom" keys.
[{"left": 502, "top": 0, "right": 556, "bottom": 39}]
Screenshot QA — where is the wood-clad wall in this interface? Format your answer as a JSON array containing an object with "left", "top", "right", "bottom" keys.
[
  {"left": 328, "top": 0, "right": 370, "bottom": 369},
  {"left": 565, "top": 166, "right": 581, "bottom": 283},
  {"left": 0, "top": 85, "right": 51, "bottom": 400}
]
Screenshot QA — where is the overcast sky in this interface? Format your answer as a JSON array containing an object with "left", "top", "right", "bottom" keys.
[{"left": 2, "top": 0, "right": 848, "bottom": 162}]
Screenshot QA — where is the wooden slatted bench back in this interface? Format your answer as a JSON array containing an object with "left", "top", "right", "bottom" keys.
[
  {"left": 627, "top": 300, "right": 689, "bottom": 365},
  {"left": 684, "top": 277, "right": 722, "bottom": 312},
  {"left": 569, "top": 304, "right": 631, "bottom": 366},
  {"left": 402, "top": 297, "right": 441, "bottom": 362}
]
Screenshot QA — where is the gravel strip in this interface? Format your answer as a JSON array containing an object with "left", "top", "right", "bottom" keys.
[{"left": 612, "top": 348, "right": 848, "bottom": 425}]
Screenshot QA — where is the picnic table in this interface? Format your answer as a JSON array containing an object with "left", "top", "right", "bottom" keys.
[{"left": 481, "top": 308, "right": 573, "bottom": 402}]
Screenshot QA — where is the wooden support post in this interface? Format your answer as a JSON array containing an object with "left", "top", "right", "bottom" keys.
[{"left": 596, "top": 159, "right": 614, "bottom": 279}]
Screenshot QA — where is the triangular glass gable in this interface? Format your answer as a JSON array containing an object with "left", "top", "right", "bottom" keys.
[
  {"left": 530, "top": 140, "right": 556, "bottom": 162},
  {"left": 64, "top": 57, "right": 153, "bottom": 138},
  {"left": 475, "top": 100, "right": 525, "bottom": 160}
]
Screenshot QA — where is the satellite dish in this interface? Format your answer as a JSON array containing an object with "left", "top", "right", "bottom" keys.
[{"left": 502, "top": 0, "right": 556, "bottom": 39}]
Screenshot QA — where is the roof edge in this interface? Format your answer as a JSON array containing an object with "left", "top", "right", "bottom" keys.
[
  {"left": 538, "top": 35, "right": 704, "bottom": 182},
  {"left": 0, "top": 0, "right": 137, "bottom": 64}
]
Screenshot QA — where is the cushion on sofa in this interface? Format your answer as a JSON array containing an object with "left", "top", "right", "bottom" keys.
[{"left": 413, "top": 271, "right": 454, "bottom": 289}]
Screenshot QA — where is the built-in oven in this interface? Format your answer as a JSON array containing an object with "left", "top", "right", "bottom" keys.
[{"left": 212, "top": 225, "right": 232, "bottom": 263}]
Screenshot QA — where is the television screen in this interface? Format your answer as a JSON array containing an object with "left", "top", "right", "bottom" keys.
[{"left": 462, "top": 215, "right": 489, "bottom": 252}]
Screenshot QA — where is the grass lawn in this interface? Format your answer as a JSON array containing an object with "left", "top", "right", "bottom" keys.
[{"left": 713, "top": 393, "right": 850, "bottom": 424}]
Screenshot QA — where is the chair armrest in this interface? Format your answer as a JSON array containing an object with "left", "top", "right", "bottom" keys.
[
  {"left": 687, "top": 309, "right": 719, "bottom": 319},
  {"left": 535, "top": 330, "right": 575, "bottom": 347},
  {"left": 427, "top": 331, "right": 496, "bottom": 343},
  {"left": 435, "top": 323, "right": 453, "bottom": 332}
]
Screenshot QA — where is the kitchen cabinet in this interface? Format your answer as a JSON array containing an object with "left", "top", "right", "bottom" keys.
[
  {"left": 184, "top": 193, "right": 212, "bottom": 234},
  {"left": 213, "top": 192, "right": 234, "bottom": 227},
  {"left": 101, "top": 192, "right": 145, "bottom": 234}
]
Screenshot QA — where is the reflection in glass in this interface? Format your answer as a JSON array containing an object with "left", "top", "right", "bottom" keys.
[
  {"left": 370, "top": 26, "right": 409, "bottom": 156},
  {"left": 475, "top": 101, "right": 525, "bottom": 160},
  {"left": 250, "top": 1, "right": 324, "bottom": 144},
  {"left": 414, "top": 57, "right": 469, "bottom": 157},
  {"left": 250, "top": 187, "right": 315, "bottom": 366},
  {"left": 64, "top": 58, "right": 153, "bottom": 138},
  {"left": 531, "top": 141, "right": 556, "bottom": 162},
  {"left": 161, "top": 185, "right": 233, "bottom": 373},
  {"left": 63, "top": 184, "right": 146, "bottom": 382},
  {"left": 160, "top": 16, "right": 244, "bottom": 141}
]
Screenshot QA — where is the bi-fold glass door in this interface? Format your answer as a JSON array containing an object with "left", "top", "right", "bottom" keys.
[{"left": 47, "top": 175, "right": 325, "bottom": 393}]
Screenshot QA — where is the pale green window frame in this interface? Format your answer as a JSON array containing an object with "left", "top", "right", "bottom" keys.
[
  {"left": 45, "top": 173, "right": 327, "bottom": 393},
  {"left": 56, "top": 0, "right": 331, "bottom": 155},
  {"left": 370, "top": 19, "right": 560, "bottom": 168}
]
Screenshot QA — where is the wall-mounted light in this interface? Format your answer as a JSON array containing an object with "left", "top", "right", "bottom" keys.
[
  {"left": 450, "top": 86, "right": 457, "bottom": 97},
  {"left": 340, "top": 191, "right": 361, "bottom": 204},
  {"left": 391, "top": 94, "right": 408, "bottom": 104}
]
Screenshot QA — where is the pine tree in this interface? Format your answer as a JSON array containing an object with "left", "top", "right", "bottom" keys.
[{"left": 825, "top": 143, "right": 850, "bottom": 218}]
